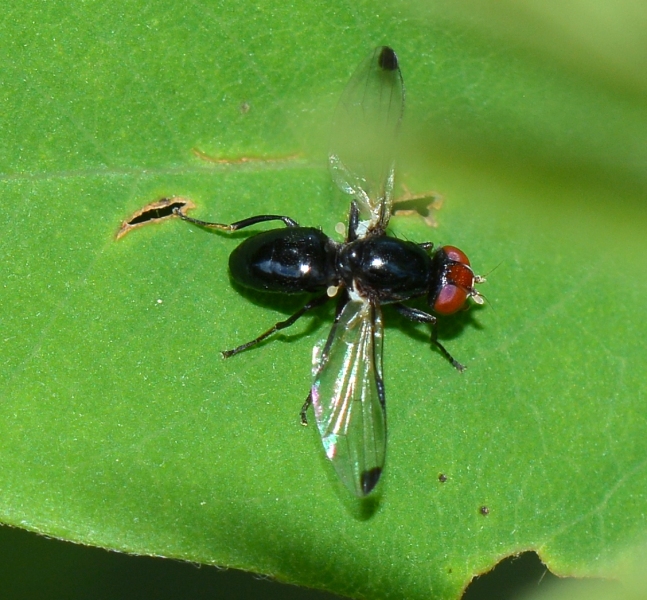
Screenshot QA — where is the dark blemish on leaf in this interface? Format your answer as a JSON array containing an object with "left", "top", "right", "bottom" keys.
[
  {"left": 192, "top": 147, "right": 302, "bottom": 165},
  {"left": 240, "top": 101, "right": 250, "bottom": 114},
  {"left": 480, "top": 505, "right": 490, "bottom": 516},
  {"left": 392, "top": 184, "right": 444, "bottom": 228},
  {"left": 438, "top": 473, "right": 447, "bottom": 483},
  {"left": 116, "top": 197, "right": 196, "bottom": 239}
]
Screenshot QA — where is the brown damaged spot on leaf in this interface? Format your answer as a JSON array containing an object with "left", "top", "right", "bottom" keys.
[
  {"left": 392, "top": 184, "right": 444, "bottom": 227},
  {"left": 116, "top": 197, "right": 196, "bottom": 240},
  {"left": 192, "top": 147, "right": 302, "bottom": 165}
]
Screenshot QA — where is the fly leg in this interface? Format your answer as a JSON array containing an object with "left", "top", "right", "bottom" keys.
[
  {"left": 392, "top": 304, "right": 466, "bottom": 372},
  {"left": 173, "top": 209, "right": 299, "bottom": 231},
  {"left": 222, "top": 293, "right": 331, "bottom": 358},
  {"left": 299, "top": 396, "right": 313, "bottom": 426},
  {"left": 300, "top": 291, "right": 349, "bottom": 425},
  {"left": 346, "top": 201, "right": 360, "bottom": 242}
]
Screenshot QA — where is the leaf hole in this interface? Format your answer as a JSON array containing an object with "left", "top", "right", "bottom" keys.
[
  {"left": 392, "top": 184, "right": 444, "bottom": 227},
  {"left": 116, "top": 197, "right": 196, "bottom": 239}
]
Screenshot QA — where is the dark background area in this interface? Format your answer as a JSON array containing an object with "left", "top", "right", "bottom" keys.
[{"left": 0, "top": 525, "right": 568, "bottom": 600}]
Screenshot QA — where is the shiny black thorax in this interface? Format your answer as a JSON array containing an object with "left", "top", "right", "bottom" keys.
[
  {"left": 337, "top": 236, "right": 433, "bottom": 303},
  {"left": 229, "top": 225, "right": 440, "bottom": 304}
]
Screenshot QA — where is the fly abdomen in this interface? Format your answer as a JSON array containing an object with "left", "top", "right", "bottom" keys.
[{"left": 229, "top": 227, "right": 338, "bottom": 293}]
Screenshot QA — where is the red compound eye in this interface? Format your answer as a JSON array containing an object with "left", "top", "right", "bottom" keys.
[
  {"left": 433, "top": 248, "right": 475, "bottom": 315},
  {"left": 442, "top": 245, "right": 470, "bottom": 266},
  {"left": 434, "top": 283, "right": 469, "bottom": 315},
  {"left": 447, "top": 263, "right": 474, "bottom": 290}
]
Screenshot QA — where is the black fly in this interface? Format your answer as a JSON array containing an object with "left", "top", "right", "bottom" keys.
[{"left": 174, "top": 47, "right": 484, "bottom": 497}]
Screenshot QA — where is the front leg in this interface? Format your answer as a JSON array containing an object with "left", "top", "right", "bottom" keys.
[{"left": 392, "top": 304, "right": 466, "bottom": 372}]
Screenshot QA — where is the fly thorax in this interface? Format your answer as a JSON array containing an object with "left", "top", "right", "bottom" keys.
[{"left": 336, "top": 241, "right": 363, "bottom": 290}]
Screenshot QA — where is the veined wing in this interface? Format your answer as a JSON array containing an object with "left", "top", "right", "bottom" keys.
[
  {"left": 311, "top": 298, "right": 386, "bottom": 497},
  {"left": 329, "top": 46, "right": 404, "bottom": 235}
]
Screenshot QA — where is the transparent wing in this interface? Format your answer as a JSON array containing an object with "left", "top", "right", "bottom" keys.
[
  {"left": 311, "top": 299, "right": 386, "bottom": 497},
  {"left": 329, "top": 46, "right": 404, "bottom": 234}
]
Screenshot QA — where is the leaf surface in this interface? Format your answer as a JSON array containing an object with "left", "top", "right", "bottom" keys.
[{"left": 1, "top": 2, "right": 647, "bottom": 598}]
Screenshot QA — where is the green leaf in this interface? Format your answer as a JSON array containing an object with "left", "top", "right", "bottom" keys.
[{"left": 2, "top": 2, "right": 647, "bottom": 599}]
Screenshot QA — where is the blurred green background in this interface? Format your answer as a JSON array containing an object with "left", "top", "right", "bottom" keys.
[{"left": 0, "top": 525, "right": 567, "bottom": 599}]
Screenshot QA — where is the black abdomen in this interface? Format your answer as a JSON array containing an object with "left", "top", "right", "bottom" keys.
[{"left": 229, "top": 227, "right": 337, "bottom": 293}]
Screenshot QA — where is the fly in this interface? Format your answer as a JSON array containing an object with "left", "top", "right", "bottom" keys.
[{"left": 174, "top": 46, "right": 484, "bottom": 497}]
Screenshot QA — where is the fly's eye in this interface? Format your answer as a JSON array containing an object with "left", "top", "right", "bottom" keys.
[
  {"left": 442, "top": 245, "right": 470, "bottom": 266},
  {"left": 434, "top": 282, "right": 469, "bottom": 315},
  {"left": 446, "top": 263, "right": 474, "bottom": 290},
  {"left": 433, "top": 263, "right": 474, "bottom": 315}
]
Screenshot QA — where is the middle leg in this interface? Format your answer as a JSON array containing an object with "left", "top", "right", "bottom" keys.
[
  {"left": 300, "top": 291, "right": 350, "bottom": 425},
  {"left": 222, "top": 293, "right": 331, "bottom": 358}
]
